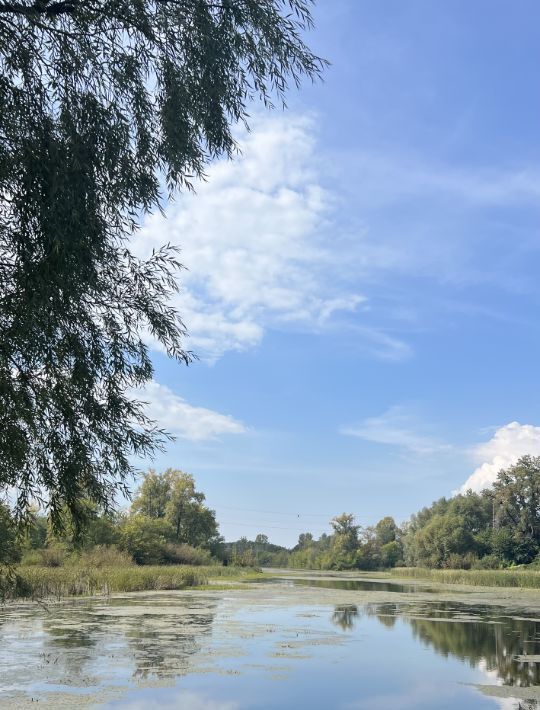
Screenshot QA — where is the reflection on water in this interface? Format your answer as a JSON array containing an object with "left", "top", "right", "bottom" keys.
[
  {"left": 329, "top": 599, "right": 540, "bottom": 703},
  {"left": 331, "top": 605, "right": 359, "bottom": 631},
  {"left": 406, "top": 606, "right": 540, "bottom": 692},
  {"left": 288, "top": 576, "right": 438, "bottom": 594},
  {"left": 1, "top": 582, "right": 540, "bottom": 709}
]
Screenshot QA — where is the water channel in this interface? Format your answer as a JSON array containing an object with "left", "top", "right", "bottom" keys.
[{"left": 1, "top": 571, "right": 540, "bottom": 708}]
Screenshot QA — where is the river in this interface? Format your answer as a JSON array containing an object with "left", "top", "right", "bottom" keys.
[{"left": 1, "top": 570, "right": 540, "bottom": 708}]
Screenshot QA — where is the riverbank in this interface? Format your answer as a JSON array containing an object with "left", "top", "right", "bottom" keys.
[
  {"left": 390, "top": 565, "right": 540, "bottom": 588},
  {"left": 1, "top": 564, "right": 261, "bottom": 600},
  {"left": 5, "top": 562, "right": 540, "bottom": 603}
]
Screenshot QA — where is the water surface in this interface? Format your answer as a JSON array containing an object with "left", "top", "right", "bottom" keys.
[{"left": 1, "top": 573, "right": 540, "bottom": 709}]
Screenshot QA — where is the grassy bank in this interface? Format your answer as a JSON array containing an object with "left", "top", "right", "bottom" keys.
[
  {"left": 391, "top": 566, "right": 540, "bottom": 589},
  {"left": 1, "top": 564, "right": 261, "bottom": 600}
]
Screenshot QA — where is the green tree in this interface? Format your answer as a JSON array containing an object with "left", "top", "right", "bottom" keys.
[
  {"left": 414, "top": 514, "right": 475, "bottom": 568},
  {"left": 164, "top": 470, "right": 203, "bottom": 538},
  {"left": 331, "top": 513, "right": 359, "bottom": 552},
  {"left": 164, "top": 471, "right": 218, "bottom": 547},
  {"left": 131, "top": 468, "right": 219, "bottom": 548},
  {"left": 120, "top": 514, "right": 174, "bottom": 565},
  {"left": 493, "top": 455, "right": 540, "bottom": 561},
  {"left": 0, "top": 0, "right": 325, "bottom": 530},
  {"left": 448, "top": 491, "right": 492, "bottom": 535},
  {"left": 374, "top": 516, "right": 398, "bottom": 546},
  {"left": 22, "top": 508, "right": 48, "bottom": 550},
  {"left": 296, "top": 532, "right": 314, "bottom": 549},
  {"left": 328, "top": 513, "right": 359, "bottom": 568},
  {"left": 132, "top": 469, "right": 172, "bottom": 519},
  {"left": 380, "top": 541, "right": 403, "bottom": 568},
  {"left": 0, "top": 503, "right": 21, "bottom": 564}
]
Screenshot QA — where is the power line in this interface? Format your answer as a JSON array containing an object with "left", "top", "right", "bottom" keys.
[
  {"left": 219, "top": 520, "right": 331, "bottom": 531},
  {"left": 215, "top": 504, "right": 372, "bottom": 519}
]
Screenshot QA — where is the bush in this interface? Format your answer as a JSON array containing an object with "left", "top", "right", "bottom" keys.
[
  {"left": 472, "top": 554, "right": 503, "bottom": 570},
  {"left": 162, "top": 543, "right": 214, "bottom": 566},
  {"left": 35, "top": 545, "right": 68, "bottom": 567},
  {"left": 231, "top": 548, "right": 258, "bottom": 567},
  {"left": 67, "top": 545, "right": 134, "bottom": 569},
  {"left": 119, "top": 515, "right": 174, "bottom": 565},
  {"left": 444, "top": 552, "right": 478, "bottom": 570},
  {"left": 19, "top": 549, "right": 44, "bottom": 566}
]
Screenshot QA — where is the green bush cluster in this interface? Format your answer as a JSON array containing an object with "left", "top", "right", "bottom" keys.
[{"left": 2, "top": 469, "right": 226, "bottom": 572}]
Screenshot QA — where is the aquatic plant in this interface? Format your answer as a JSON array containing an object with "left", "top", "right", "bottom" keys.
[
  {"left": 1, "top": 565, "right": 260, "bottom": 600},
  {"left": 391, "top": 566, "right": 540, "bottom": 588}
]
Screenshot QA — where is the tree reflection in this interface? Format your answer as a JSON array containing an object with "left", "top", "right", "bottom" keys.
[
  {"left": 331, "top": 605, "right": 359, "bottom": 631},
  {"left": 408, "top": 614, "right": 540, "bottom": 689},
  {"left": 126, "top": 607, "right": 216, "bottom": 679},
  {"left": 39, "top": 598, "right": 218, "bottom": 683},
  {"left": 363, "top": 600, "right": 540, "bottom": 697},
  {"left": 43, "top": 611, "right": 98, "bottom": 680}
]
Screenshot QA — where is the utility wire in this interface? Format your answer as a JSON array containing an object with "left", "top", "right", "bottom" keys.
[
  {"left": 215, "top": 504, "right": 373, "bottom": 519},
  {"left": 219, "top": 520, "right": 332, "bottom": 531}
]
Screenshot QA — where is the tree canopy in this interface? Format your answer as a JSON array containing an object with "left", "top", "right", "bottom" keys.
[
  {"left": 131, "top": 468, "right": 220, "bottom": 549},
  {"left": 0, "top": 0, "right": 325, "bottom": 528}
]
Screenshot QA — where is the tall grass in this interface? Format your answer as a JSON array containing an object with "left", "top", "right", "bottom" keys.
[
  {"left": 2, "top": 564, "right": 260, "bottom": 600},
  {"left": 391, "top": 566, "right": 540, "bottom": 589}
]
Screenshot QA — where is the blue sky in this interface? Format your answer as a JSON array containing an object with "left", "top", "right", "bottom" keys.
[{"left": 132, "top": 0, "right": 540, "bottom": 546}]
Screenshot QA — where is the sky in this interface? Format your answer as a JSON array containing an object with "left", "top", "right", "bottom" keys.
[{"left": 131, "top": 0, "right": 540, "bottom": 546}]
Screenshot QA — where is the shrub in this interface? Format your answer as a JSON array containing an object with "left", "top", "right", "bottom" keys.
[
  {"left": 444, "top": 552, "right": 478, "bottom": 570},
  {"left": 162, "top": 543, "right": 214, "bottom": 566},
  {"left": 119, "top": 515, "right": 174, "bottom": 565},
  {"left": 231, "top": 548, "right": 258, "bottom": 567},
  {"left": 67, "top": 545, "right": 134, "bottom": 569},
  {"left": 19, "top": 549, "right": 44, "bottom": 566},
  {"left": 472, "top": 554, "right": 502, "bottom": 570},
  {"left": 37, "top": 545, "right": 68, "bottom": 567}
]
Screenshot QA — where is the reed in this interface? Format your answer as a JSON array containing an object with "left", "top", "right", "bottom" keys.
[
  {"left": 2, "top": 564, "right": 260, "bottom": 600},
  {"left": 391, "top": 566, "right": 540, "bottom": 588}
]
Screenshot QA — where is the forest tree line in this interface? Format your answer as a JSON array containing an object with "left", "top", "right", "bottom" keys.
[
  {"left": 240, "top": 455, "right": 540, "bottom": 570},
  {"left": 2, "top": 456, "right": 540, "bottom": 571},
  {"left": 0, "top": 470, "right": 223, "bottom": 568}
]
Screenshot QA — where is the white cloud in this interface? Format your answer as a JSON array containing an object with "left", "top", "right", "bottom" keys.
[
  {"left": 459, "top": 421, "right": 540, "bottom": 493},
  {"left": 132, "top": 114, "right": 540, "bottom": 363},
  {"left": 133, "top": 381, "right": 246, "bottom": 441},
  {"left": 132, "top": 114, "right": 406, "bottom": 361},
  {"left": 341, "top": 405, "right": 449, "bottom": 455}
]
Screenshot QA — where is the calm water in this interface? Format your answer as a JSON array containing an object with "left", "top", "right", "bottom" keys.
[
  {"left": 284, "top": 575, "right": 441, "bottom": 593},
  {"left": 1, "top": 575, "right": 540, "bottom": 709}
]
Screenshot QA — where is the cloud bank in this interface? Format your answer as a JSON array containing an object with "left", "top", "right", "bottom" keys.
[
  {"left": 132, "top": 114, "right": 405, "bottom": 361},
  {"left": 460, "top": 421, "right": 540, "bottom": 493},
  {"left": 133, "top": 381, "right": 246, "bottom": 441}
]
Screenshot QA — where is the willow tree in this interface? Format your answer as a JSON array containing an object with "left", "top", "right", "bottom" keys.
[{"left": 0, "top": 0, "right": 325, "bottom": 529}]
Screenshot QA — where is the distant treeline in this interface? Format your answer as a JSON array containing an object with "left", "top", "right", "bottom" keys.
[
  {"left": 226, "top": 455, "right": 540, "bottom": 571},
  {"left": 2, "top": 456, "right": 540, "bottom": 572}
]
